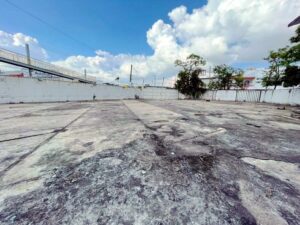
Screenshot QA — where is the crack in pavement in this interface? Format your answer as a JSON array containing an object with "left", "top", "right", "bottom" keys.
[
  {"left": 0, "top": 176, "right": 41, "bottom": 189},
  {"left": 0, "top": 107, "right": 92, "bottom": 178},
  {"left": 0, "top": 132, "right": 54, "bottom": 143}
]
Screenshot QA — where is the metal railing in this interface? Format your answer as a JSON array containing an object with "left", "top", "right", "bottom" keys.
[{"left": 0, "top": 48, "right": 96, "bottom": 83}]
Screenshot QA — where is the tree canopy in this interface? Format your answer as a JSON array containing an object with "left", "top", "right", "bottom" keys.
[
  {"left": 208, "top": 65, "right": 244, "bottom": 90},
  {"left": 263, "top": 26, "right": 300, "bottom": 88},
  {"left": 174, "top": 54, "right": 206, "bottom": 99}
]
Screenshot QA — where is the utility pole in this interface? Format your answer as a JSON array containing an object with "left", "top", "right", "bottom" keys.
[
  {"left": 162, "top": 77, "right": 164, "bottom": 87},
  {"left": 25, "top": 43, "right": 32, "bottom": 77},
  {"left": 84, "top": 69, "right": 87, "bottom": 80},
  {"left": 129, "top": 64, "right": 133, "bottom": 85}
]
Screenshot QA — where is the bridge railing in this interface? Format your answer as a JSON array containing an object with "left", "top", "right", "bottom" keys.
[{"left": 0, "top": 48, "right": 96, "bottom": 83}]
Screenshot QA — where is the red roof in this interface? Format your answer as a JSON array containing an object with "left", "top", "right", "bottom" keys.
[{"left": 8, "top": 73, "right": 24, "bottom": 78}]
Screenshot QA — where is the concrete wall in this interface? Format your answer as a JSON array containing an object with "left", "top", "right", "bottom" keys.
[
  {"left": 201, "top": 89, "right": 300, "bottom": 105},
  {"left": 236, "top": 90, "right": 261, "bottom": 102},
  {"left": 0, "top": 77, "right": 180, "bottom": 103},
  {"left": 215, "top": 90, "right": 236, "bottom": 101},
  {"left": 140, "top": 87, "right": 182, "bottom": 100}
]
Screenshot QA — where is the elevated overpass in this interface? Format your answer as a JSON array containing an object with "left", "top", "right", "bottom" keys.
[{"left": 0, "top": 48, "right": 96, "bottom": 84}]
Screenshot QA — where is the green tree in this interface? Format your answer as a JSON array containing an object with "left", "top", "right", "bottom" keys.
[
  {"left": 233, "top": 69, "right": 245, "bottom": 89},
  {"left": 282, "top": 66, "right": 300, "bottom": 87},
  {"left": 212, "top": 65, "right": 244, "bottom": 90},
  {"left": 213, "top": 65, "right": 233, "bottom": 90},
  {"left": 290, "top": 26, "right": 300, "bottom": 43},
  {"left": 285, "top": 26, "right": 300, "bottom": 64},
  {"left": 263, "top": 48, "right": 288, "bottom": 89},
  {"left": 263, "top": 25, "right": 300, "bottom": 88},
  {"left": 175, "top": 54, "right": 206, "bottom": 99},
  {"left": 286, "top": 44, "right": 300, "bottom": 63},
  {"left": 175, "top": 54, "right": 206, "bottom": 73},
  {"left": 208, "top": 80, "right": 220, "bottom": 90},
  {"left": 175, "top": 71, "right": 190, "bottom": 95},
  {"left": 284, "top": 26, "right": 300, "bottom": 87}
]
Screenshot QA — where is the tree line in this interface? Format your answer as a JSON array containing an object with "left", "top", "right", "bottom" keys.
[
  {"left": 175, "top": 25, "right": 300, "bottom": 98},
  {"left": 174, "top": 55, "right": 246, "bottom": 98}
]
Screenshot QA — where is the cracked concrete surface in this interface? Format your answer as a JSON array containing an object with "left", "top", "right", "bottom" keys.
[{"left": 0, "top": 100, "right": 299, "bottom": 225}]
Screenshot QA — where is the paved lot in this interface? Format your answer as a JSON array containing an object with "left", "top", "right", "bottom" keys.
[{"left": 0, "top": 100, "right": 299, "bottom": 225}]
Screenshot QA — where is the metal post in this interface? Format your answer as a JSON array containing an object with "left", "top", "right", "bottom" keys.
[
  {"left": 25, "top": 44, "right": 31, "bottom": 64},
  {"left": 258, "top": 90, "right": 262, "bottom": 103},
  {"left": 130, "top": 64, "right": 133, "bottom": 84},
  {"left": 25, "top": 44, "right": 32, "bottom": 77}
]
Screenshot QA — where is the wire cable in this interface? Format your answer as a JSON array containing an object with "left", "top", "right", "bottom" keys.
[{"left": 4, "top": 0, "right": 97, "bottom": 52}]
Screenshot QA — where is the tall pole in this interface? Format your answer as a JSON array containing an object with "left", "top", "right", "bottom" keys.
[
  {"left": 84, "top": 69, "right": 87, "bottom": 80},
  {"left": 25, "top": 43, "right": 32, "bottom": 77},
  {"left": 162, "top": 77, "right": 164, "bottom": 87},
  {"left": 130, "top": 64, "right": 133, "bottom": 85}
]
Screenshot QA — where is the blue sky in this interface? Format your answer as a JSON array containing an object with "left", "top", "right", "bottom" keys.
[
  {"left": 0, "top": 0, "right": 299, "bottom": 84},
  {"left": 1, "top": 0, "right": 205, "bottom": 60}
]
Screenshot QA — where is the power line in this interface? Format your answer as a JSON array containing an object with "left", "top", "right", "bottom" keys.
[{"left": 4, "top": 0, "right": 97, "bottom": 52}]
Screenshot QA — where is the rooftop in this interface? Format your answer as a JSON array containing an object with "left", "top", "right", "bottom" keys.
[{"left": 0, "top": 100, "right": 299, "bottom": 224}]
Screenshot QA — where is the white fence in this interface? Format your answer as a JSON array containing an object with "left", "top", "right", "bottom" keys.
[
  {"left": 0, "top": 76, "right": 180, "bottom": 103},
  {"left": 201, "top": 89, "right": 300, "bottom": 105}
]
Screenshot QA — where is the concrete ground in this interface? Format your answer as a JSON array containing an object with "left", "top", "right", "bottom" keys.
[{"left": 0, "top": 100, "right": 299, "bottom": 225}]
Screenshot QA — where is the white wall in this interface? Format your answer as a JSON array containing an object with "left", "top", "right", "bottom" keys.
[
  {"left": 215, "top": 90, "right": 236, "bottom": 101},
  {"left": 0, "top": 77, "right": 180, "bottom": 103},
  {"left": 236, "top": 90, "right": 261, "bottom": 102},
  {"left": 201, "top": 89, "right": 300, "bottom": 105},
  {"left": 140, "top": 87, "right": 183, "bottom": 100},
  {"left": 260, "top": 89, "right": 300, "bottom": 105}
]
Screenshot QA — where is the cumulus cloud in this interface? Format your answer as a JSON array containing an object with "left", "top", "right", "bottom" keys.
[
  {"left": 167, "top": 0, "right": 299, "bottom": 63},
  {"left": 53, "top": 52, "right": 150, "bottom": 82},
  {"left": 1, "top": 0, "right": 299, "bottom": 86},
  {"left": 0, "top": 30, "right": 47, "bottom": 60},
  {"left": 56, "top": 0, "right": 299, "bottom": 85}
]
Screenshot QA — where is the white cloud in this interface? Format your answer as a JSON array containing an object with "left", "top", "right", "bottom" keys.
[
  {"left": 0, "top": 30, "right": 47, "bottom": 60},
  {"left": 56, "top": 0, "right": 299, "bottom": 85},
  {"left": 1, "top": 0, "right": 299, "bottom": 86},
  {"left": 168, "top": 0, "right": 299, "bottom": 63}
]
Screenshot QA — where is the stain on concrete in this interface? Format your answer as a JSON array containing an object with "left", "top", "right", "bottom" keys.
[{"left": 0, "top": 100, "right": 299, "bottom": 224}]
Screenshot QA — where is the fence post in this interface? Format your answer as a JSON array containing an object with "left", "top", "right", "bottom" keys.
[{"left": 258, "top": 90, "right": 262, "bottom": 102}]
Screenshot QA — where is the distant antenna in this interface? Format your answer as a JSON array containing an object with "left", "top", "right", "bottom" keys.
[{"left": 129, "top": 64, "right": 133, "bottom": 84}]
